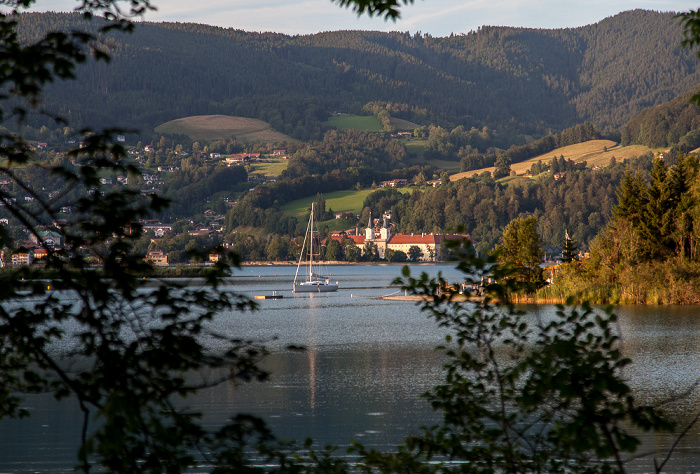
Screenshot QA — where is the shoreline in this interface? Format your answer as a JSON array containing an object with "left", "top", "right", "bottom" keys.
[{"left": 240, "top": 261, "right": 444, "bottom": 266}]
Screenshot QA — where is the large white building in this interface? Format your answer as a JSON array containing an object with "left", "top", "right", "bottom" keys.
[{"left": 329, "top": 214, "right": 471, "bottom": 261}]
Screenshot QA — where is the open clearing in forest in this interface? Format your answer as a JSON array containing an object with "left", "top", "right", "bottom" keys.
[
  {"left": 450, "top": 140, "right": 660, "bottom": 181},
  {"left": 281, "top": 187, "right": 412, "bottom": 217},
  {"left": 325, "top": 114, "right": 420, "bottom": 131},
  {"left": 154, "top": 115, "right": 293, "bottom": 143},
  {"left": 248, "top": 157, "right": 288, "bottom": 177}
]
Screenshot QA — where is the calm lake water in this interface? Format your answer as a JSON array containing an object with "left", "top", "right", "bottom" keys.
[{"left": 2, "top": 263, "right": 700, "bottom": 472}]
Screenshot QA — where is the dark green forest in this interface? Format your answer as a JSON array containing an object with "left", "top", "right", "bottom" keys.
[{"left": 16, "top": 9, "right": 700, "bottom": 142}]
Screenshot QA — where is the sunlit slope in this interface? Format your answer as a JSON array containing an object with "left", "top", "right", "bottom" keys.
[
  {"left": 155, "top": 115, "right": 293, "bottom": 143},
  {"left": 450, "top": 140, "right": 659, "bottom": 181}
]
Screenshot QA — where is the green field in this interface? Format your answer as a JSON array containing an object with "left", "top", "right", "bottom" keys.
[
  {"left": 154, "top": 115, "right": 293, "bottom": 144},
  {"left": 325, "top": 115, "right": 384, "bottom": 131},
  {"left": 325, "top": 114, "right": 420, "bottom": 132},
  {"left": 404, "top": 139, "right": 427, "bottom": 159},
  {"left": 248, "top": 157, "right": 288, "bottom": 177},
  {"left": 280, "top": 187, "right": 412, "bottom": 217},
  {"left": 390, "top": 117, "right": 420, "bottom": 130}
]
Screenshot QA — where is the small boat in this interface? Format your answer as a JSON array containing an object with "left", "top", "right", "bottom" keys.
[{"left": 293, "top": 203, "right": 338, "bottom": 293}]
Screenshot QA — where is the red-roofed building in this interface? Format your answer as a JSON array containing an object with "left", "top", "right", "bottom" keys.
[
  {"left": 324, "top": 214, "right": 472, "bottom": 261},
  {"left": 386, "top": 233, "right": 441, "bottom": 260}
]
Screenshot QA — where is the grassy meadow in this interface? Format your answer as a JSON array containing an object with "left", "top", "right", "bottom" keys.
[
  {"left": 247, "top": 157, "right": 288, "bottom": 177},
  {"left": 449, "top": 140, "right": 659, "bottom": 181},
  {"left": 325, "top": 114, "right": 420, "bottom": 131},
  {"left": 154, "top": 115, "right": 293, "bottom": 143},
  {"left": 280, "top": 187, "right": 412, "bottom": 217},
  {"left": 325, "top": 115, "right": 384, "bottom": 131}
]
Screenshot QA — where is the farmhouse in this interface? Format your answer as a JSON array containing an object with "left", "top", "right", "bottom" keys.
[
  {"left": 378, "top": 179, "right": 408, "bottom": 188},
  {"left": 225, "top": 153, "right": 261, "bottom": 165}
]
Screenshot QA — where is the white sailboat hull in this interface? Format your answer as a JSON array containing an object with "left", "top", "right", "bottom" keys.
[{"left": 294, "top": 281, "right": 339, "bottom": 293}]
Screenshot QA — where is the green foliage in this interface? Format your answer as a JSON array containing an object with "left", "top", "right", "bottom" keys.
[
  {"left": 621, "top": 86, "right": 700, "bottom": 147},
  {"left": 493, "top": 154, "right": 512, "bottom": 179},
  {"left": 384, "top": 248, "right": 407, "bottom": 262},
  {"left": 497, "top": 215, "right": 545, "bottom": 286},
  {"left": 407, "top": 244, "right": 423, "bottom": 262}
]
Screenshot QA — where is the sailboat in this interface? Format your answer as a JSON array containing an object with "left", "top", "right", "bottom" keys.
[{"left": 293, "top": 203, "right": 339, "bottom": 293}]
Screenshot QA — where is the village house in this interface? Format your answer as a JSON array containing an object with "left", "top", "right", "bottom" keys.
[
  {"left": 145, "top": 249, "right": 168, "bottom": 266},
  {"left": 12, "top": 249, "right": 33, "bottom": 267},
  {"left": 30, "top": 230, "right": 63, "bottom": 248},
  {"left": 378, "top": 179, "right": 409, "bottom": 188},
  {"left": 225, "top": 153, "right": 261, "bottom": 165}
]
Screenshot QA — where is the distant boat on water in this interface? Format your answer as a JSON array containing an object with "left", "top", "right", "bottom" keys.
[{"left": 293, "top": 203, "right": 338, "bottom": 293}]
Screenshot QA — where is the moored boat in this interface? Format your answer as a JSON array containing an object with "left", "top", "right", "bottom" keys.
[{"left": 293, "top": 203, "right": 338, "bottom": 293}]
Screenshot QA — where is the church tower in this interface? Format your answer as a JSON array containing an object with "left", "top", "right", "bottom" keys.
[
  {"left": 380, "top": 214, "right": 390, "bottom": 241},
  {"left": 365, "top": 213, "right": 375, "bottom": 240}
]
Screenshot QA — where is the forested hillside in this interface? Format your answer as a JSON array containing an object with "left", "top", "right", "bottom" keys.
[
  {"left": 17, "top": 10, "right": 700, "bottom": 142},
  {"left": 622, "top": 86, "right": 700, "bottom": 148}
]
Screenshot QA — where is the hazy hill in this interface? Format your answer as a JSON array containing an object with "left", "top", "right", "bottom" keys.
[{"left": 19, "top": 10, "right": 700, "bottom": 141}]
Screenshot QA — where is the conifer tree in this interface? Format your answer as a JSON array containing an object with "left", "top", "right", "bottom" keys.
[
  {"left": 562, "top": 229, "right": 578, "bottom": 263},
  {"left": 612, "top": 171, "right": 647, "bottom": 228},
  {"left": 640, "top": 157, "right": 672, "bottom": 257}
]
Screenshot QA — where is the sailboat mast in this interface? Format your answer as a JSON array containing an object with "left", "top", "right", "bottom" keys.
[{"left": 309, "top": 203, "right": 314, "bottom": 281}]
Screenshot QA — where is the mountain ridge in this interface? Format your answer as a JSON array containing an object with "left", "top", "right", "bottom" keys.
[{"left": 19, "top": 9, "right": 700, "bottom": 142}]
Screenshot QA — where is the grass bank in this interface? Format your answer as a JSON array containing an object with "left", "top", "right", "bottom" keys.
[{"left": 535, "top": 260, "right": 700, "bottom": 305}]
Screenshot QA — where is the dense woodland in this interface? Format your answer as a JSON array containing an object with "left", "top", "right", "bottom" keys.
[
  {"left": 543, "top": 152, "right": 700, "bottom": 304},
  {"left": 14, "top": 10, "right": 700, "bottom": 143}
]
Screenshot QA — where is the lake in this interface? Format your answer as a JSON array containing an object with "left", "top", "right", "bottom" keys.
[{"left": 2, "top": 263, "right": 700, "bottom": 472}]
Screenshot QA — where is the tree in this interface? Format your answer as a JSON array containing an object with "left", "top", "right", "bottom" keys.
[
  {"left": 562, "top": 229, "right": 578, "bottom": 262},
  {"left": 325, "top": 238, "right": 342, "bottom": 261},
  {"left": 364, "top": 241, "right": 379, "bottom": 261},
  {"left": 493, "top": 154, "right": 512, "bottom": 179},
  {"left": 612, "top": 171, "right": 648, "bottom": 227},
  {"left": 408, "top": 244, "right": 423, "bottom": 262},
  {"left": 345, "top": 243, "right": 362, "bottom": 262},
  {"left": 385, "top": 248, "right": 407, "bottom": 262},
  {"left": 497, "top": 215, "right": 544, "bottom": 286}
]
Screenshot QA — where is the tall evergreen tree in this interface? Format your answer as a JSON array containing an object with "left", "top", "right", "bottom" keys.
[
  {"left": 640, "top": 158, "right": 672, "bottom": 257},
  {"left": 562, "top": 229, "right": 578, "bottom": 263},
  {"left": 612, "top": 171, "right": 647, "bottom": 228}
]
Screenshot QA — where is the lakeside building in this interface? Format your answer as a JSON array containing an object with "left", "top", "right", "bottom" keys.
[
  {"left": 146, "top": 249, "right": 169, "bottom": 266},
  {"left": 327, "top": 215, "right": 471, "bottom": 262}
]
